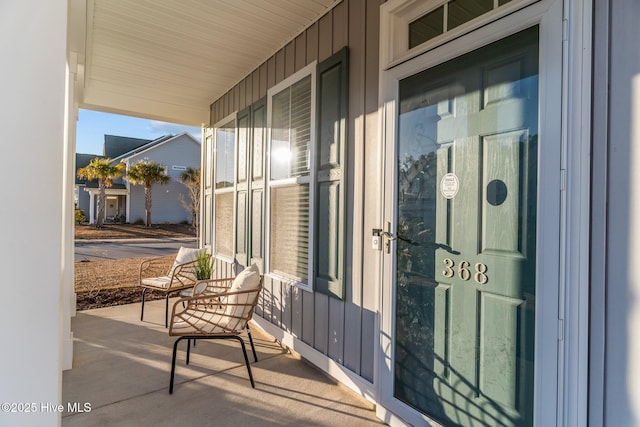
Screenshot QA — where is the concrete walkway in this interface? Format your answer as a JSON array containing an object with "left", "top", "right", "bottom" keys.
[
  {"left": 75, "top": 239, "right": 197, "bottom": 261},
  {"left": 63, "top": 299, "right": 385, "bottom": 426}
]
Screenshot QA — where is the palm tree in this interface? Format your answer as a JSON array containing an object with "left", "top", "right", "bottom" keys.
[
  {"left": 125, "top": 160, "right": 170, "bottom": 227},
  {"left": 178, "top": 167, "right": 200, "bottom": 236},
  {"left": 77, "top": 158, "right": 124, "bottom": 227}
]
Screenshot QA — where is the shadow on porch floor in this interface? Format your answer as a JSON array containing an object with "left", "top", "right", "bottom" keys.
[{"left": 62, "top": 298, "right": 385, "bottom": 426}]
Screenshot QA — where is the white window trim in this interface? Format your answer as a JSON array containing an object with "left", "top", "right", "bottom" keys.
[
  {"left": 201, "top": 127, "right": 214, "bottom": 250},
  {"left": 265, "top": 61, "right": 317, "bottom": 292},
  {"left": 212, "top": 113, "right": 237, "bottom": 264}
]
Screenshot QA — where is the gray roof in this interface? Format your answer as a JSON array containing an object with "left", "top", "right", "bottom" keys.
[
  {"left": 103, "top": 135, "right": 152, "bottom": 158},
  {"left": 111, "top": 134, "right": 175, "bottom": 161}
]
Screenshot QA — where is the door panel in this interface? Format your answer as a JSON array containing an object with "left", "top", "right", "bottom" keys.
[
  {"left": 481, "top": 131, "right": 526, "bottom": 255},
  {"left": 394, "top": 27, "right": 538, "bottom": 427}
]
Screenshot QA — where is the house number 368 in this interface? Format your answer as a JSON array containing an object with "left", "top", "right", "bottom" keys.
[{"left": 442, "top": 258, "right": 488, "bottom": 284}]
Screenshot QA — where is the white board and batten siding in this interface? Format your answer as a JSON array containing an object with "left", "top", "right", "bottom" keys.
[{"left": 208, "top": 0, "right": 385, "bottom": 387}]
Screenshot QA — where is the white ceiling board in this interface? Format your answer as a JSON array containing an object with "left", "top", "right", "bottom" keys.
[{"left": 70, "top": 0, "right": 341, "bottom": 125}]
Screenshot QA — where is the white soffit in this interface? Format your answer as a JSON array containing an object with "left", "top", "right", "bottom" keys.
[{"left": 74, "top": 0, "right": 340, "bottom": 125}]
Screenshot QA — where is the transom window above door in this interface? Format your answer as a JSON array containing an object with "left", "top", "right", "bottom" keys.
[
  {"left": 410, "top": 0, "right": 517, "bottom": 48},
  {"left": 380, "top": 0, "right": 536, "bottom": 68}
]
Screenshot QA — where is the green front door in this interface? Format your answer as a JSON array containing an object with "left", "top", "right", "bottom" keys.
[{"left": 394, "top": 27, "right": 539, "bottom": 427}]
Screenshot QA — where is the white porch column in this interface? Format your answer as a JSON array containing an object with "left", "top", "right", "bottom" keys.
[
  {"left": 0, "top": 1, "right": 67, "bottom": 426},
  {"left": 61, "top": 51, "right": 78, "bottom": 370},
  {"left": 88, "top": 189, "right": 96, "bottom": 224}
]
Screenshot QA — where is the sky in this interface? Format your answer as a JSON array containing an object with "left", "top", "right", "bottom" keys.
[{"left": 76, "top": 109, "right": 202, "bottom": 155}]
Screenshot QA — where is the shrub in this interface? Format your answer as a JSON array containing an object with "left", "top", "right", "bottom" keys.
[{"left": 75, "top": 208, "right": 87, "bottom": 224}]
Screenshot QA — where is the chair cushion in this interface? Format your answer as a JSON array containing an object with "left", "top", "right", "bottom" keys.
[
  {"left": 230, "top": 263, "right": 261, "bottom": 293},
  {"left": 224, "top": 264, "right": 261, "bottom": 329},
  {"left": 141, "top": 276, "right": 172, "bottom": 289},
  {"left": 169, "top": 247, "right": 201, "bottom": 276}
]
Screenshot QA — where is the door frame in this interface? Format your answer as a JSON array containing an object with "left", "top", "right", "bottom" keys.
[
  {"left": 377, "top": 1, "right": 564, "bottom": 425},
  {"left": 105, "top": 195, "right": 118, "bottom": 219}
]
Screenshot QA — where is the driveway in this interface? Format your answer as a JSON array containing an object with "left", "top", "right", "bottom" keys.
[{"left": 75, "top": 239, "right": 197, "bottom": 261}]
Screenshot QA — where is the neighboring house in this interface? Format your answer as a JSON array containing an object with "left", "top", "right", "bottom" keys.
[{"left": 77, "top": 132, "right": 200, "bottom": 224}]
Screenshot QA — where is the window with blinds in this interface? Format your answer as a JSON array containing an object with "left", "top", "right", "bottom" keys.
[
  {"left": 214, "top": 119, "right": 236, "bottom": 258},
  {"left": 208, "top": 51, "right": 347, "bottom": 296},
  {"left": 267, "top": 66, "right": 314, "bottom": 286}
]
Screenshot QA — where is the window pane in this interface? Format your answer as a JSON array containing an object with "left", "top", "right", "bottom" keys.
[
  {"left": 237, "top": 116, "right": 248, "bottom": 183},
  {"left": 409, "top": 6, "right": 444, "bottom": 49},
  {"left": 270, "top": 184, "right": 309, "bottom": 282},
  {"left": 203, "top": 194, "right": 212, "bottom": 246},
  {"left": 447, "top": 0, "right": 493, "bottom": 31},
  {"left": 215, "top": 192, "right": 234, "bottom": 257},
  {"left": 205, "top": 134, "right": 213, "bottom": 189},
  {"left": 251, "top": 190, "right": 263, "bottom": 260},
  {"left": 395, "top": 27, "right": 539, "bottom": 424},
  {"left": 236, "top": 191, "right": 247, "bottom": 254},
  {"left": 271, "top": 76, "right": 312, "bottom": 180},
  {"left": 252, "top": 104, "right": 265, "bottom": 180},
  {"left": 271, "top": 88, "right": 291, "bottom": 180},
  {"left": 216, "top": 122, "right": 235, "bottom": 189}
]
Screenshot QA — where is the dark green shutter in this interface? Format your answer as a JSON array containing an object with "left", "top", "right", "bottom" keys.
[{"left": 315, "top": 47, "right": 348, "bottom": 299}]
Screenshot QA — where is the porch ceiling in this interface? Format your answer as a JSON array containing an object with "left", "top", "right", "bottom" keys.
[{"left": 68, "top": 0, "right": 340, "bottom": 126}]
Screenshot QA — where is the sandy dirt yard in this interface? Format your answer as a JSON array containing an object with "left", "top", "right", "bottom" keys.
[{"left": 74, "top": 223, "right": 194, "bottom": 310}]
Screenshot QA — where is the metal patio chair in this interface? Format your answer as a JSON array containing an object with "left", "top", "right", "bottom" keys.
[
  {"left": 168, "top": 264, "right": 263, "bottom": 393},
  {"left": 139, "top": 247, "right": 208, "bottom": 328}
]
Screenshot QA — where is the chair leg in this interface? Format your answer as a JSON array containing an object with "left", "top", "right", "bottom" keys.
[
  {"left": 246, "top": 325, "right": 258, "bottom": 362},
  {"left": 170, "top": 336, "right": 256, "bottom": 393},
  {"left": 165, "top": 294, "right": 170, "bottom": 328},
  {"left": 169, "top": 337, "right": 185, "bottom": 394},
  {"left": 140, "top": 288, "right": 147, "bottom": 321},
  {"left": 234, "top": 336, "right": 255, "bottom": 388}
]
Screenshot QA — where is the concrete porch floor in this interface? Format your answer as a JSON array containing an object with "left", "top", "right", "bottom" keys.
[{"left": 62, "top": 298, "right": 385, "bottom": 426}]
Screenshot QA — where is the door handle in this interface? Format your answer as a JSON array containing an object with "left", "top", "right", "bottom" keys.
[
  {"left": 382, "top": 230, "right": 396, "bottom": 241},
  {"left": 382, "top": 221, "right": 396, "bottom": 253}
]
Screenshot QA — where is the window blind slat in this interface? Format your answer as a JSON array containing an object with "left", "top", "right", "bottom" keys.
[
  {"left": 270, "top": 184, "right": 309, "bottom": 282},
  {"left": 215, "top": 192, "right": 234, "bottom": 257},
  {"left": 271, "top": 75, "right": 312, "bottom": 180}
]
